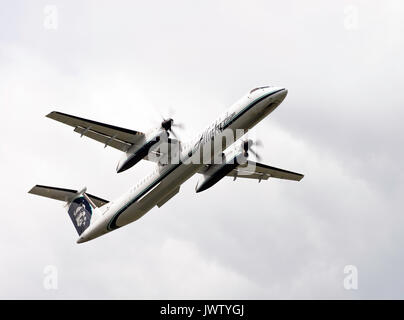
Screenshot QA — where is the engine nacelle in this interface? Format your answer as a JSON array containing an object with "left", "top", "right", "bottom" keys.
[
  {"left": 116, "top": 130, "right": 167, "bottom": 173},
  {"left": 195, "top": 147, "right": 248, "bottom": 193}
]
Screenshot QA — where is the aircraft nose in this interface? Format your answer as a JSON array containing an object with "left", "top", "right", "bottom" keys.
[
  {"left": 272, "top": 87, "right": 287, "bottom": 100},
  {"left": 279, "top": 88, "right": 288, "bottom": 98}
]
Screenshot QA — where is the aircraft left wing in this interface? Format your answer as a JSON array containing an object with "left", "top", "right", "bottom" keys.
[
  {"left": 46, "top": 111, "right": 145, "bottom": 152},
  {"left": 228, "top": 161, "right": 304, "bottom": 181}
]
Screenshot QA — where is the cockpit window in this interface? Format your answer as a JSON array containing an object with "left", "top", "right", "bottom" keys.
[{"left": 250, "top": 86, "right": 270, "bottom": 94}]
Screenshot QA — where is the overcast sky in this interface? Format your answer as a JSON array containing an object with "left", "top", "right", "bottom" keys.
[{"left": 1, "top": 0, "right": 404, "bottom": 299}]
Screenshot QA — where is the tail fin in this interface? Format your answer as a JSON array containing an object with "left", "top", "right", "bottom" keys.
[
  {"left": 28, "top": 185, "right": 109, "bottom": 236},
  {"left": 67, "top": 195, "right": 93, "bottom": 235}
]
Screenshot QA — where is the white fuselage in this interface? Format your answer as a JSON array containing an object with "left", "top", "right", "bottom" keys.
[{"left": 77, "top": 86, "right": 288, "bottom": 243}]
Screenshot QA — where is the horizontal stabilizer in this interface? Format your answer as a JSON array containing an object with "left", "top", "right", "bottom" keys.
[{"left": 28, "top": 185, "right": 109, "bottom": 207}]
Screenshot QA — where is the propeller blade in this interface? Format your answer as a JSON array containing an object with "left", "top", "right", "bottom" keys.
[
  {"left": 242, "top": 138, "right": 263, "bottom": 161},
  {"left": 169, "top": 127, "right": 178, "bottom": 139},
  {"left": 172, "top": 122, "right": 184, "bottom": 129},
  {"left": 249, "top": 148, "right": 261, "bottom": 161},
  {"left": 154, "top": 106, "right": 185, "bottom": 137},
  {"left": 254, "top": 139, "right": 263, "bottom": 147}
]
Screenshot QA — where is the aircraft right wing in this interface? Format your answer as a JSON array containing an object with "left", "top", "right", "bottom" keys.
[{"left": 227, "top": 160, "right": 304, "bottom": 181}]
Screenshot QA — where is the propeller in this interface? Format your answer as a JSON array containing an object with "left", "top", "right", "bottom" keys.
[
  {"left": 243, "top": 139, "right": 263, "bottom": 161},
  {"left": 160, "top": 108, "right": 185, "bottom": 139}
]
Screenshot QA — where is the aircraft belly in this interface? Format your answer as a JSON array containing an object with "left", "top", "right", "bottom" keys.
[{"left": 115, "top": 163, "right": 203, "bottom": 227}]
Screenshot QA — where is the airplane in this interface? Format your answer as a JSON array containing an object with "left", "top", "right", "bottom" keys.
[{"left": 28, "top": 86, "right": 304, "bottom": 243}]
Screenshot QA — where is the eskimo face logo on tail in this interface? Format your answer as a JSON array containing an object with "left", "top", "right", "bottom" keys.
[{"left": 68, "top": 197, "right": 92, "bottom": 235}]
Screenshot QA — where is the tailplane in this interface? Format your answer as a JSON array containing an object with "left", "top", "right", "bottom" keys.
[{"left": 28, "top": 185, "right": 109, "bottom": 236}]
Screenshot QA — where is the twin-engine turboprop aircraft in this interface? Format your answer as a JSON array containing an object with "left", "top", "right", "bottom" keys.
[{"left": 29, "top": 86, "right": 304, "bottom": 243}]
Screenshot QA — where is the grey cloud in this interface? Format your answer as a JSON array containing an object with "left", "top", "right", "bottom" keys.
[{"left": 1, "top": 0, "right": 403, "bottom": 299}]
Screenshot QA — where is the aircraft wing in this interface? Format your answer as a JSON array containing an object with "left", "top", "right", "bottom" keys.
[
  {"left": 46, "top": 111, "right": 145, "bottom": 152},
  {"left": 228, "top": 161, "right": 304, "bottom": 181}
]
